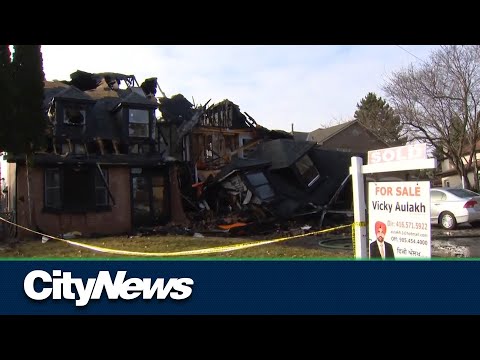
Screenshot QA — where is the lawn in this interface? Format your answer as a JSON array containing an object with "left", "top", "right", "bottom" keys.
[{"left": 0, "top": 228, "right": 354, "bottom": 259}]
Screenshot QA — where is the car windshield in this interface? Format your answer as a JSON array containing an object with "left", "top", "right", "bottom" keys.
[{"left": 446, "top": 188, "right": 480, "bottom": 198}]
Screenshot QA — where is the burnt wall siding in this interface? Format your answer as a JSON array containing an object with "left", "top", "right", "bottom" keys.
[
  {"left": 113, "top": 108, "right": 124, "bottom": 140},
  {"left": 321, "top": 123, "right": 386, "bottom": 153},
  {"left": 15, "top": 166, "right": 131, "bottom": 237}
]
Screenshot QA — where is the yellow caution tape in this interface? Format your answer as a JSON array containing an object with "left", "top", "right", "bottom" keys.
[
  {"left": 352, "top": 221, "right": 367, "bottom": 254},
  {"left": 0, "top": 215, "right": 352, "bottom": 257},
  {"left": 351, "top": 221, "right": 367, "bottom": 254},
  {"left": 351, "top": 224, "right": 355, "bottom": 254}
]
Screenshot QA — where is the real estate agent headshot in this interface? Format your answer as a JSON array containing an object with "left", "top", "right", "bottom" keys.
[{"left": 369, "top": 220, "right": 395, "bottom": 259}]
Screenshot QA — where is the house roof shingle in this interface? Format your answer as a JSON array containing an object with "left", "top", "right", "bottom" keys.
[
  {"left": 307, "top": 120, "right": 356, "bottom": 143},
  {"left": 54, "top": 85, "right": 95, "bottom": 102},
  {"left": 307, "top": 119, "right": 390, "bottom": 148}
]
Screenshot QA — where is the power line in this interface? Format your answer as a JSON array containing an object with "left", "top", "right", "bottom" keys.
[{"left": 396, "top": 45, "right": 428, "bottom": 64}]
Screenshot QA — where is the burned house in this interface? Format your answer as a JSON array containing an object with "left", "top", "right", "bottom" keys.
[
  {"left": 4, "top": 68, "right": 363, "bottom": 239},
  {"left": 4, "top": 70, "right": 188, "bottom": 237}
]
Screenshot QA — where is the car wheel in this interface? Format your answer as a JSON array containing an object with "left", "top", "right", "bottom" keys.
[{"left": 439, "top": 211, "right": 457, "bottom": 230}]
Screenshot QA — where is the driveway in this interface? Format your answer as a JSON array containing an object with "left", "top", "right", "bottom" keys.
[
  {"left": 431, "top": 224, "right": 480, "bottom": 258},
  {"left": 314, "top": 223, "right": 480, "bottom": 258}
]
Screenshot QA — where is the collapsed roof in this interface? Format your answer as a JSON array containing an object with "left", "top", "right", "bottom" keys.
[{"left": 207, "top": 139, "right": 353, "bottom": 220}]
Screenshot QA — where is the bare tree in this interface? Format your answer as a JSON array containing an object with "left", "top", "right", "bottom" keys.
[{"left": 384, "top": 45, "right": 480, "bottom": 190}]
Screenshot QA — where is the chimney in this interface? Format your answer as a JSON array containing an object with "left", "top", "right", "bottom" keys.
[{"left": 291, "top": 123, "right": 294, "bottom": 135}]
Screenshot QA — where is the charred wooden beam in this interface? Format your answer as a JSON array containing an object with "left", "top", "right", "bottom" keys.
[
  {"left": 112, "top": 140, "right": 120, "bottom": 155},
  {"left": 96, "top": 138, "right": 105, "bottom": 155},
  {"left": 66, "top": 139, "right": 73, "bottom": 153},
  {"left": 244, "top": 112, "right": 258, "bottom": 127},
  {"left": 318, "top": 174, "right": 352, "bottom": 228}
]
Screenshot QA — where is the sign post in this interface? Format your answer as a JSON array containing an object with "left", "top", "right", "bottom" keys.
[{"left": 350, "top": 157, "right": 367, "bottom": 259}]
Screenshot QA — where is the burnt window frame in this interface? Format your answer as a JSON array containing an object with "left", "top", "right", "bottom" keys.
[
  {"left": 63, "top": 103, "right": 87, "bottom": 126},
  {"left": 50, "top": 99, "right": 94, "bottom": 138},
  {"left": 43, "top": 167, "right": 111, "bottom": 213},
  {"left": 292, "top": 153, "right": 320, "bottom": 188},
  {"left": 128, "top": 143, "right": 152, "bottom": 155},
  {"left": 95, "top": 168, "right": 110, "bottom": 208},
  {"left": 130, "top": 169, "right": 170, "bottom": 227},
  {"left": 243, "top": 170, "right": 275, "bottom": 201},
  {"left": 128, "top": 108, "right": 151, "bottom": 138}
]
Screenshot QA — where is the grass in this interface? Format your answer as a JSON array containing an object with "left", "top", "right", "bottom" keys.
[{"left": 0, "top": 230, "right": 354, "bottom": 260}]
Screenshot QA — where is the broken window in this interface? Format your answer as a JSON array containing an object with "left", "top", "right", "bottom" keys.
[
  {"left": 44, "top": 167, "right": 110, "bottom": 212},
  {"left": 129, "top": 109, "right": 150, "bottom": 137},
  {"left": 245, "top": 171, "right": 275, "bottom": 200},
  {"left": 205, "top": 135, "right": 213, "bottom": 160},
  {"left": 61, "top": 143, "right": 71, "bottom": 155},
  {"left": 74, "top": 143, "right": 86, "bottom": 154},
  {"left": 64, "top": 104, "right": 86, "bottom": 125},
  {"left": 239, "top": 136, "right": 255, "bottom": 159},
  {"left": 129, "top": 144, "right": 151, "bottom": 154},
  {"left": 294, "top": 154, "right": 320, "bottom": 187}
]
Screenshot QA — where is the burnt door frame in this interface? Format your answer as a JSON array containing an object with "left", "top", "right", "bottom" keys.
[{"left": 130, "top": 168, "right": 169, "bottom": 228}]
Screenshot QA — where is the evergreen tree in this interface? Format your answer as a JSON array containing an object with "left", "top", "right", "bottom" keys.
[
  {"left": 354, "top": 92, "right": 407, "bottom": 146},
  {"left": 0, "top": 45, "right": 12, "bottom": 152},
  {"left": 11, "top": 45, "right": 46, "bottom": 154}
]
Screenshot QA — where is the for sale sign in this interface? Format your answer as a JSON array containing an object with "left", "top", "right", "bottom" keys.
[{"left": 368, "top": 181, "right": 431, "bottom": 259}]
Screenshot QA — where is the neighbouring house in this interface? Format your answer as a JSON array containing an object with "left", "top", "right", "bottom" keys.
[
  {"left": 292, "top": 131, "right": 309, "bottom": 142},
  {"left": 307, "top": 119, "right": 387, "bottom": 153},
  {"left": 4, "top": 70, "right": 189, "bottom": 238},
  {"left": 307, "top": 119, "right": 423, "bottom": 182},
  {"left": 437, "top": 140, "right": 480, "bottom": 189}
]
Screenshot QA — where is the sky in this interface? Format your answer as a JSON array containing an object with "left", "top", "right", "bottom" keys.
[{"left": 40, "top": 45, "right": 440, "bottom": 133}]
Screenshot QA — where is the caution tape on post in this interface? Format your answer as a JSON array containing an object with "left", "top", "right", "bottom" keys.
[
  {"left": 351, "top": 221, "right": 367, "bottom": 254},
  {"left": 0, "top": 215, "right": 353, "bottom": 257}
]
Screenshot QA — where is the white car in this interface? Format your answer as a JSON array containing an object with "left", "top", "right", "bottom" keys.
[{"left": 430, "top": 187, "right": 480, "bottom": 230}]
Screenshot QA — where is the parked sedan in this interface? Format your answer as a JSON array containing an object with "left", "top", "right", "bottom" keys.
[{"left": 430, "top": 187, "right": 480, "bottom": 230}]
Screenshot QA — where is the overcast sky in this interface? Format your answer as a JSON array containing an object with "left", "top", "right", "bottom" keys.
[{"left": 40, "top": 45, "right": 440, "bottom": 133}]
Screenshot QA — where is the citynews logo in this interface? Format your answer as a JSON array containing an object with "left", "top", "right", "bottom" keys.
[{"left": 24, "top": 270, "right": 194, "bottom": 307}]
